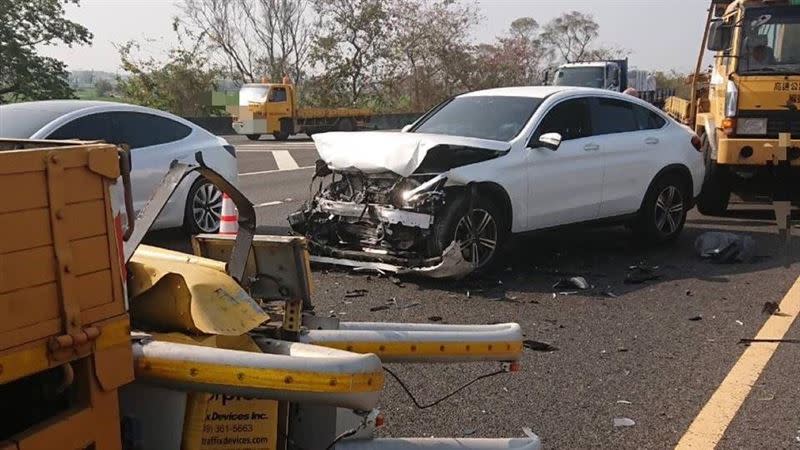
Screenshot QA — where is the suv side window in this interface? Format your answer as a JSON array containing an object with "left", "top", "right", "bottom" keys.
[
  {"left": 535, "top": 98, "right": 592, "bottom": 141},
  {"left": 48, "top": 113, "right": 115, "bottom": 143},
  {"left": 634, "top": 104, "right": 667, "bottom": 130},
  {"left": 110, "top": 112, "right": 192, "bottom": 149},
  {"left": 592, "top": 98, "right": 639, "bottom": 135}
]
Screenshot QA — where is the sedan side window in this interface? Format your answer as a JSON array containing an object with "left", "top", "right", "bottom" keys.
[
  {"left": 110, "top": 112, "right": 192, "bottom": 149},
  {"left": 592, "top": 98, "right": 639, "bottom": 135},
  {"left": 534, "top": 98, "right": 592, "bottom": 141},
  {"left": 48, "top": 113, "right": 115, "bottom": 143}
]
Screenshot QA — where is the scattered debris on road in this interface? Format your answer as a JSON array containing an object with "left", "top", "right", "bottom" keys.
[
  {"left": 625, "top": 264, "right": 660, "bottom": 284},
  {"left": 523, "top": 340, "right": 558, "bottom": 352},
  {"left": 689, "top": 315, "right": 703, "bottom": 321},
  {"left": 370, "top": 305, "right": 391, "bottom": 312},
  {"left": 616, "top": 400, "right": 632, "bottom": 405},
  {"left": 694, "top": 231, "right": 756, "bottom": 263},
  {"left": 613, "top": 417, "right": 636, "bottom": 428},
  {"left": 345, "top": 289, "right": 369, "bottom": 298},
  {"left": 735, "top": 320, "right": 744, "bottom": 326},
  {"left": 428, "top": 316, "right": 443, "bottom": 322},
  {"left": 739, "top": 338, "right": 800, "bottom": 345},
  {"left": 762, "top": 301, "right": 780, "bottom": 315},
  {"left": 553, "top": 276, "right": 591, "bottom": 291}
]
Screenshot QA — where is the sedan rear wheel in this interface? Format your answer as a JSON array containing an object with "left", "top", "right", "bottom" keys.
[{"left": 184, "top": 178, "right": 223, "bottom": 234}]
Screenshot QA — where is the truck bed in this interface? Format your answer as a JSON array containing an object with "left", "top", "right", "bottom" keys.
[{"left": 297, "top": 107, "right": 371, "bottom": 120}]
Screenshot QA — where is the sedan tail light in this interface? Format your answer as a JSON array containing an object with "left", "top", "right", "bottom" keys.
[
  {"left": 223, "top": 144, "right": 236, "bottom": 157},
  {"left": 691, "top": 135, "right": 702, "bottom": 151}
]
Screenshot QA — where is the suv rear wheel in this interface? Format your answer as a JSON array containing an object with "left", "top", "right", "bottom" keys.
[{"left": 633, "top": 173, "right": 689, "bottom": 243}]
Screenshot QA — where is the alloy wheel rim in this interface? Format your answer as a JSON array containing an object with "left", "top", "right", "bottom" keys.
[
  {"left": 654, "top": 186, "right": 684, "bottom": 235},
  {"left": 192, "top": 182, "right": 222, "bottom": 232},
  {"left": 455, "top": 208, "right": 498, "bottom": 268}
]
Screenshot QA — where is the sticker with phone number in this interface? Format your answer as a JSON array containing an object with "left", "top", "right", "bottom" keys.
[{"left": 774, "top": 81, "right": 800, "bottom": 91}]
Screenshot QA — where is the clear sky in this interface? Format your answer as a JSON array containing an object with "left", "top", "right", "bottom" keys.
[{"left": 40, "top": 0, "right": 711, "bottom": 74}]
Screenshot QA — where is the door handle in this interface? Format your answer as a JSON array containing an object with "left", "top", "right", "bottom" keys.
[
  {"left": 584, "top": 143, "right": 600, "bottom": 151},
  {"left": 645, "top": 137, "right": 659, "bottom": 145}
]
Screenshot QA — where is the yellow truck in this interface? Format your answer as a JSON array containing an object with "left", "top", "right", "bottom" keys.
[
  {"left": 231, "top": 83, "right": 372, "bottom": 141},
  {"left": 666, "top": 0, "right": 800, "bottom": 215}
]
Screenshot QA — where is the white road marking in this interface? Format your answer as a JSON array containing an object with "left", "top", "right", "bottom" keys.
[
  {"left": 254, "top": 201, "right": 284, "bottom": 208},
  {"left": 272, "top": 150, "right": 300, "bottom": 170},
  {"left": 239, "top": 165, "right": 314, "bottom": 177}
]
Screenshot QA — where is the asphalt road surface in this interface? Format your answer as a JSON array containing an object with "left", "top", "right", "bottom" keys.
[{"left": 147, "top": 134, "right": 800, "bottom": 449}]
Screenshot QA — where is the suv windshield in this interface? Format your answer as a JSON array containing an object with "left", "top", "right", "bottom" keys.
[
  {"left": 554, "top": 67, "right": 605, "bottom": 88},
  {"left": 413, "top": 96, "right": 542, "bottom": 141},
  {"left": 739, "top": 7, "right": 800, "bottom": 74},
  {"left": 239, "top": 85, "right": 269, "bottom": 105}
]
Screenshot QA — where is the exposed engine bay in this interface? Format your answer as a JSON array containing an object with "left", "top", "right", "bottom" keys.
[{"left": 288, "top": 132, "right": 510, "bottom": 276}]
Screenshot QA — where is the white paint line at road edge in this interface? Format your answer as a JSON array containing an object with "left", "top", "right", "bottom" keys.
[
  {"left": 272, "top": 150, "right": 300, "bottom": 171},
  {"left": 254, "top": 201, "right": 284, "bottom": 208},
  {"left": 239, "top": 165, "right": 314, "bottom": 177},
  {"left": 675, "top": 275, "right": 800, "bottom": 449}
]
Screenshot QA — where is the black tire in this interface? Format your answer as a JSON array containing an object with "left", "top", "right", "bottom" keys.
[
  {"left": 184, "top": 178, "right": 222, "bottom": 234},
  {"left": 633, "top": 173, "right": 690, "bottom": 243},
  {"left": 697, "top": 162, "right": 730, "bottom": 216},
  {"left": 272, "top": 131, "right": 290, "bottom": 141},
  {"left": 432, "top": 192, "right": 508, "bottom": 273},
  {"left": 336, "top": 118, "right": 356, "bottom": 132},
  {"left": 246, "top": 134, "right": 261, "bottom": 141}
]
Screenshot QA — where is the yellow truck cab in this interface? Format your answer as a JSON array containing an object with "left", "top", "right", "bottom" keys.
[
  {"left": 677, "top": 0, "right": 800, "bottom": 214},
  {"left": 231, "top": 83, "right": 372, "bottom": 141}
]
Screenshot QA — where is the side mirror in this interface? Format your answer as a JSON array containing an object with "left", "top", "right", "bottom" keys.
[
  {"left": 401, "top": 124, "right": 413, "bottom": 132},
  {"left": 707, "top": 21, "right": 732, "bottom": 52},
  {"left": 533, "top": 132, "right": 562, "bottom": 151}
]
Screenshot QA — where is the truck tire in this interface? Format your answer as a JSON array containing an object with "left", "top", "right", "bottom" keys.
[
  {"left": 272, "top": 131, "right": 290, "bottom": 141},
  {"left": 337, "top": 118, "right": 355, "bottom": 132},
  {"left": 246, "top": 134, "right": 261, "bottom": 141},
  {"left": 697, "top": 163, "right": 730, "bottom": 216}
]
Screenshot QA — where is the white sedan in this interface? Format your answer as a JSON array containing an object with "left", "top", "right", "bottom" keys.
[
  {"left": 0, "top": 100, "right": 238, "bottom": 234},
  {"left": 291, "top": 86, "right": 705, "bottom": 274}
]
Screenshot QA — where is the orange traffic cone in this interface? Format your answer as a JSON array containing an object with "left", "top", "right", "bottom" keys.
[{"left": 219, "top": 193, "right": 238, "bottom": 235}]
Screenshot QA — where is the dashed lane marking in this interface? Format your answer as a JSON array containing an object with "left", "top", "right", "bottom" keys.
[
  {"left": 272, "top": 150, "right": 300, "bottom": 170},
  {"left": 675, "top": 275, "right": 800, "bottom": 450}
]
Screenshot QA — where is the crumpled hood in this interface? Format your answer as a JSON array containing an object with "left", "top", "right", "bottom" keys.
[{"left": 312, "top": 131, "right": 511, "bottom": 177}]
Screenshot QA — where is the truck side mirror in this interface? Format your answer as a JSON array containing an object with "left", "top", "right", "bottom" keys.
[{"left": 707, "top": 21, "right": 732, "bottom": 52}]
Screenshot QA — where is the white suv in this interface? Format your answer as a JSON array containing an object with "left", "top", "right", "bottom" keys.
[{"left": 291, "top": 86, "right": 705, "bottom": 275}]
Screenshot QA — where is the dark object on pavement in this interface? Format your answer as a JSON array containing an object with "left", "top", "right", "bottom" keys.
[
  {"left": 694, "top": 231, "right": 756, "bottom": 263},
  {"left": 370, "top": 305, "right": 391, "bottom": 312},
  {"left": 390, "top": 276, "right": 405, "bottom": 287},
  {"left": 762, "top": 301, "right": 780, "bottom": 315},
  {"left": 739, "top": 338, "right": 800, "bottom": 345},
  {"left": 345, "top": 289, "right": 368, "bottom": 298},
  {"left": 624, "top": 264, "right": 660, "bottom": 284},
  {"left": 523, "top": 340, "right": 558, "bottom": 352},
  {"left": 428, "top": 316, "right": 443, "bottom": 322},
  {"left": 553, "top": 276, "right": 591, "bottom": 290},
  {"left": 689, "top": 315, "right": 703, "bottom": 321}
]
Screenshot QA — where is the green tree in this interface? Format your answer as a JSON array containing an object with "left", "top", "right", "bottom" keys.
[
  {"left": 116, "top": 41, "right": 221, "bottom": 116},
  {"left": 94, "top": 79, "right": 114, "bottom": 97},
  {"left": 541, "top": 11, "right": 600, "bottom": 63},
  {"left": 0, "top": 0, "right": 92, "bottom": 102}
]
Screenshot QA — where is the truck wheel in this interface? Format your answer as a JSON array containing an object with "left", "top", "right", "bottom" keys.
[
  {"left": 337, "top": 118, "right": 355, "bottom": 132},
  {"left": 432, "top": 193, "right": 507, "bottom": 274},
  {"left": 246, "top": 134, "right": 261, "bottom": 141},
  {"left": 272, "top": 131, "right": 290, "bottom": 141},
  {"left": 697, "top": 163, "right": 730, "bottom": 216}
]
